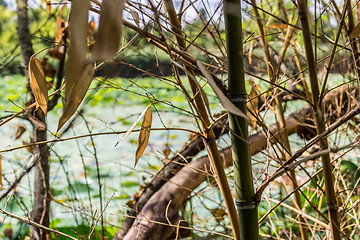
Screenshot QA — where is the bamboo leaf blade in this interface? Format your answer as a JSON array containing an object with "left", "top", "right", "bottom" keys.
[
  {"left": 135, "top": 106, "right": 152, "bottom": 166},
  {"left": 115, "top": 105, "right": 151, "bottom": 146},
  {"left": 57, "top": 64, "right": 94, "bottom": 131},
  {"left": 197, "top": 61, "right": 248, "bottom": 119},
  {"left": 91, "top": 0, "right": 124, "bottom": 60},
  {"left": 29, "top": 57, "right": 49, "bottom": 115}
]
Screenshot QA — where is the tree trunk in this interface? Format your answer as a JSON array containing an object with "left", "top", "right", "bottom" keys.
[{"left": 16, "top": 1, "right": 50, "bottom": 239}]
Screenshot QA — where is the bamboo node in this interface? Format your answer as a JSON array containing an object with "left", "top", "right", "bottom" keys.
[
  {"left": 326, "top": 203, "right": 338, "bottom": 210},
  {"left": 235, "top": 200, "right": 258, "bottom": 210},
  {"left": 228, "top": 94, "right": 247, "bottom": 103}
]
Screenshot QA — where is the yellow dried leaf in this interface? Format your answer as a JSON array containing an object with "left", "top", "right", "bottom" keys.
[
  {"left": 266, "top": 23, "right": 289, "bottom": 29},
  {"left": 57, "top": 64, "right": 94, "bottom": 131},
  {"left": 135, "top": 106, "right": 152, "bottom": 167},
  {"left": 29, "top": 57, "right": 48, "bottom": 115},
  {"left": 88, "top": 20, "right": 96, "bottom": 40},
  {"left": 349, "top": 22, "right": 360, "bottom": 39},
  {"left": 45, "top": 0, "right": 51, "bottom": 16},
  {"left": 91, "top": 0, "right": 124, "bottom": 60},
  {"left": 247, "top": 83, "right": 260, "bottom": 129}
]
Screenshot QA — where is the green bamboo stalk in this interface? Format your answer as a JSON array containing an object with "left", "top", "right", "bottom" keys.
[
  {"left": 224, "top": 0, "right": 259, "bottom": 239},
  {"left": 163, "top": 0, "right": 241, "bottom": 239},
  {"left": 250, "top": 1, "right": 309, "bottom": 238},
  {"left": 297, "top": 0, "right": 341, "bottom": 239}
]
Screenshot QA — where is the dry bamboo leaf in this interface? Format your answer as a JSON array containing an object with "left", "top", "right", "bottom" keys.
[
  {"left": 88, "top": 20, "right": 96, "bottom": 40},
  {"left": 350, "top": 22, "right": 360, "bottom": 39},
  {"left": 197, "top": 61, "right": 248, "bottom": 119},
  {"left": 115, "top": 105, "right": 151, "bottom": 146},
  {"left": 266, "top": 23, "right": 289, "bottom": 29},
  {"left": 65, "top": 0, "right": 89, "bottom": 100},
  {"left": 55, "top": 4, "right": 67, "bottom": 46},
  {"left": 57, "top": 64, "right": 94, "bottom": 131},
  {"left": 247, "top": 81, "right": 261, "bottom": 130},
  {"left": 135, "top": 106, "right": 152, "bottom": 166},
  {"left": 45, "top": 0, "right": 51, "bottom": 16},
  {"left": 130, "top": 9, "right": 140, "bottom": 27},
  {"left": 15, "top": 125, "right": 26, "bottom": 139},
  {"left": 29, "top": 57, "right": 48, "bottom": 115},
  {"left": 91, "top": 0, "right": 124, "bottom": 60}
]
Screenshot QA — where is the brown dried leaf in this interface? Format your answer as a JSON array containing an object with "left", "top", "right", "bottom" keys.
[
  {"left": 130, "top": 9, "right": 140, "bottom": 27},
  {"left": 115, "top": 105, "right": 151, "bottom": 146},
  {"left": 197, "top": 61, "right": 248, "bottom": 119},
  {"left": 65, "top": 0, "right": 89, "bottom": 100},
  {"left": 349, "top": 22, "right": 360, "bottom": 39},
  {"left": 91, "top": 0, "right": 124, "bottom": 60},
  {"left": 15, "top": 125, "right": 26, "bottom": 139},
  {"left": 247, "top": 81, "right": 261, "bottom": 129},
  {"left": 88, "top": 20, "right": 96, "bottom": 40},
  {"left": 45, "top": 0, "right": 51, "bottom": 16},
  {"left": 48, "top": 49, "right": 65, "bottom": 60},
  {"left": 55, "top": 4, "right": 67, "bottom": 46},
  {"left": 29, "top": 57, "right": 48, "bottom": 114},
  {"left": 135, "top": 106, "right": 152, "bottom": 166},
  {"left": 57, "top": 64, "right": 94, "bottom": 131},
  {"left": 22, "top": 140, "right": 34, "bottom": 154}
]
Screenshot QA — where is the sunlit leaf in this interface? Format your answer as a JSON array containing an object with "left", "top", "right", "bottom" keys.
[
  {"left": 29, "top": 57, "right": 48, "bottom": 115},
  {"left": 115, "top": 105, "right": 151, "bottom": 146},
  {"left": 349, "top": 22, "right": 360, "bottom": 39},
  {"left": 266, "top": 23, "right": 289, "bottom": 29},
  {"left": 57, "top": 64, "right": 94, "bottom": 131},
  {"left": 44, "top": 0, "right": 51, "bottom": 16},
  {"left": 88, "top": 20, "right": 96, "bottom": 40},
  {"left": 197, "top": 61, "right": 248, "bottom": 119},
  {"left": 91, "top": 0, "right": 124, "bottom": 60},
  {"left": 135, "top": 106, "right": 152, "bottom": 166}
]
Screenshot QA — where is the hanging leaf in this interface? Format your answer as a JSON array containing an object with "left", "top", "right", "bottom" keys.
[
  {"left": 29, "top": 57, "right": 48, "bottom": 115},
  {"left": 88, "top": 20, "right": 96, "bottom": 40},
  {"left": 115, "top": 105, "right": 151, "bottom": 146},
  {"left": 130, "top": 9, "right": 140, "bottom": 27},
  {"left": 349, "top": 22, "right": 360, "bottom": 39},
  {"left": 197, "top": 61, "right": 248, "bottom": 119},
  {"left": 44, "top": 0, "right": 51, "bottom": 16},
  {"left": 135, "top": 106, "right": 152, "bottom": 167},
  {"left": 91, "top": 0, "right": 124, "bottom": 60},
  {"left": 247, "top": 80, "right": 261, "bottom": 130},
  {"left": 57, "top": 64, "right": 94, "bottom": 131},
  {"left": 65, "top": 0, "right": 89, "bottom": 99}
]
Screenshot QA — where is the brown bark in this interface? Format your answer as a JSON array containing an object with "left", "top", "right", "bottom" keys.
[{"left": 16, "top": 1, "right": 50, "bottom": 239}]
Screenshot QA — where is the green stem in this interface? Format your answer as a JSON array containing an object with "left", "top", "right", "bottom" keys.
[
  {"left": 225, "top": 0, "right": 259, "bottom": 239},
  {"left": 297, "top": 1, "right": 341, "bottom": 239},
  {"left": 164, "top": 0, "right": 241, "bottom": 239}
]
